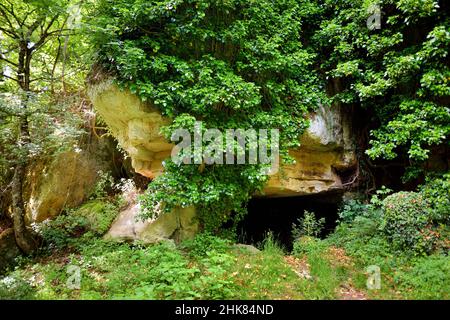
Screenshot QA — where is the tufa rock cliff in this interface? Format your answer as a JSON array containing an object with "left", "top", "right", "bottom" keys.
[{"left": 88, "top": 79, "right": 357, "bottom": 197}]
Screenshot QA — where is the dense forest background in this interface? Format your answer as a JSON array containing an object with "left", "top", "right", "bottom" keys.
[{"left": 0, "top": 0, "right": 448, "bottom": 300}]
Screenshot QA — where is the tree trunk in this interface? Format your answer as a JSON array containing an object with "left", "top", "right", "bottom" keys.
[
  {"left": 11, "top": 44, "right": 37, "bottom": 254},
  {"left": 11, "top": 161, "right": 36, "bottom": 254}
]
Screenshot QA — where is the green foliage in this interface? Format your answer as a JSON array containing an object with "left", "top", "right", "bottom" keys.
[
  {"left": 0, "top": 93, "right": 85, "bottom": 186},
  {"left": 90, "top": 170, "right": 115, "bottom": 199},
  {"left": 327, "top": 196, "right": 409, "bottom": 267},
  {"left": 304, "top": 251, "right": 342, "bottom": 299},
  {"left": 2, "top": 238, "right": 238, "bottom": 300},
  {"left": 261, "top": 231, "right": 285, "bottom": 255},
  {"left": 291, "top": 236, "right": 346, "bottom": 299},
  {"left": 419, "top": 172, "right": 450, "bottom": 221},
  {"left": 309, "top": 0, "right": 449, "bottom": 175},
  {"left": 180, "top": 232, "right": 231, "bottom": 258},
  {"left": 39, "top": 211, "right": 90, "bottom": 249},
  {"left": 395, "top": 255, "right": 450, "bottom": 299},
  {"left": 92, "top": 0, "right": 327, "bottom": 231},
  {"left": 328, "top": 188, "right": 449, "bottom": 299},
  {"left": 292, "top": 236, "right": 327, "bottom": 257},
  {"left": 328, "top": 221, "right": 450, "bottom": 299},
  {"left": 292, "top": 211, "right": 325, "bottom": 239},
  {"left": 369, "top": 186, "right": 394, "bottom": 207},
  {"left": 327, "top": 223, "right": 400, "bottom": 268},
  {"left": 39, "top": 200, "right": 119, "bottom": 249},
  {"left": 0, "top": 275, "right": 35, "bottom": 300},
  {"left": 106, "top": 242, "right": 236, "bottom": 300},
  {"left": 381, "top": 192, "right": 437, "bottom": 253},
  {"left": 367, "top": 100, "right": 450, "bottom": 162},
  {"left": 336, "top": 197, "right": 384, "bottom": 241},
  {"left": 0, "top": 0, "right": 92, "bottom": 92},
  {"left": 334, "top": 189, "right": 446, "bottom": 256},
  {"left": 337, "top": 199, "right": 371, "bottom": 223}
]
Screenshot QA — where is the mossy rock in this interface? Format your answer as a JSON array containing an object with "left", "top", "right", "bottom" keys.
[{"left": 73, "top": 200, "right": 119, "bottom": 235}]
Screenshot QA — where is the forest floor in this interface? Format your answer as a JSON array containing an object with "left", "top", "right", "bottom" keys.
[
  {"left": 1, "top": 198, "right": 448, "bottom": 300},
  {"left": 0, "top": 234, "right": 406, "bottom": 300}
]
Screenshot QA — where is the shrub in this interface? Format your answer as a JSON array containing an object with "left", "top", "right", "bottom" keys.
[
  {"left": 381, "top": 192, "right": 436, "bottom": 254},
  {"left": 396, "top": 255, "right": 450, "bottom": 299},
  {"left": 338, "top": 199, "right": 371, "bottom": 223},
  {"left": 76, "top": 201, "right": 119, "bottom": 235},
  {"left": 419, "top": 173, "right": 450, "bottom": 222},
  {"left": 90, "top": 170, "right": 115, "bottom": 200},
  {"left": 39, "top": 213, "right": 90, "bottom": 249},
  {"left": 39, "top": 200, "right": 119, "bottom": 249},
  {"left": 261, "top": 231, "right": 284, "bottom": 255},
  {"left": 292, "top": 211, "right": 325, "bottom": 239}
]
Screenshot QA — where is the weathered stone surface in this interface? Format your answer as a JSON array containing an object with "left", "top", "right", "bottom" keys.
[
  {"left": 105, "top": 202, "right": 198, "bottom": 244},
  {"left": 104, "top": 203, "right": 147, "bottom": 241},
  {"left": 88, "top": 80, "right": 172, "bottom": 179},
  {"left": 0, "top": 229, "right": 20, "bottom": 273},
  {"left": 263, "top": 103, "right": 356, "bottom": 196},
  {"left": 233, "top": 244, "right": 261, "bottom": 255},
  {"left": 23, "top": 138, "right": 115, "bottom": 224},
  {"left": 89, "top": 80, "right": 357, "bottom": 197}
]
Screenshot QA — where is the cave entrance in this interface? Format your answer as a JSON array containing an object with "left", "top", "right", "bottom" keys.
[{"left": 237, "top": 192, "right": 342, "bottom": 251}]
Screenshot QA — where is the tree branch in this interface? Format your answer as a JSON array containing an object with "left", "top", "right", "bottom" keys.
[
  {"left": 20, "top": 5, "right": 37, "bottom": 28},
  {"left": 1, "top": 1, "right": 23, "bottom": 31},
  {"left": 0, "top": 73, "right": 20, "bottom": 83},
  {"left": 26, "top": 19, "right": 43, "bottom": 40},
  {"left": 0, "top": 55, "right": 18, "bottom": 67},
  {"left": 0, "top": 6, "right": 18, "bottom": 35},
  {"left": 8, "top": 2, "right": 23, "bottom": 28},
  {"left": 29, "top": 14, "right": 60, "bottom": 51},
  {"left": 0, "top": 25, "right": 19, "bottom": 39}
]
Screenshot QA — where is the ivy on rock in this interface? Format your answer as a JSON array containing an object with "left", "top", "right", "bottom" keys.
[
  {"left": 92, "top": 0, "right": 326, "bottom": 233},
  {"left": 92, "top": 0, "right": 450, "bottom": 233}
]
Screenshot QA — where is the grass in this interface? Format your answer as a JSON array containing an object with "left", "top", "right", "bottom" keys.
[
  {"left": 1, "top": 231, "right": 367, "bottom": 300},
  {"left": 1, "top": 204, "right": 448, "bottom": 300}
]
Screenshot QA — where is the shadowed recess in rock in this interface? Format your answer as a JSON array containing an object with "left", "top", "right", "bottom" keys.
[{"left": 237, "top": 193, "right": 342, "bottom": 250}]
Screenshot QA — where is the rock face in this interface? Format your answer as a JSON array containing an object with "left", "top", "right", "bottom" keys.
[
  {"left": 88, "top": 80, "right": 173, "bottom": 179},
  {"left": 89, "top": 79, "right": 357, "bottom": 244},
  {"left": 264, "top": 104, "right": 356, "bottom": 196},
  {"left": 89, "top": 80, "right": 357, "bottom": 197},
  {"left": 22, "top": 137, "right": 116, "bottom": 224}
]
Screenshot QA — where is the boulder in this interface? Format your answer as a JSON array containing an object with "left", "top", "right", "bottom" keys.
[
  {"left": 105, "top": 202, "right": 198, "bottom": 244},
  {"left": 233, "top": 244, "right": 261, "bottom": 255}
]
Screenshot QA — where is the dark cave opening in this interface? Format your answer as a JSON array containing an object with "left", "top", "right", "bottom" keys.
[{"left": 237, "top": 192, "right": 343, "bottom": 251}]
